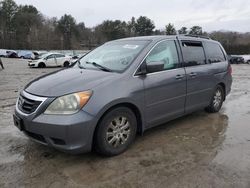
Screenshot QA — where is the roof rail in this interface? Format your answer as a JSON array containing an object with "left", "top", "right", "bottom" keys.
[{"left": 179, "top": 34, "right": 211, "bottom": 40}]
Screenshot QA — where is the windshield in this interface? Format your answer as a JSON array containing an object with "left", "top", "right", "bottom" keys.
[{"left": 76, "top": 40, "right": 150, "bottom": 72}]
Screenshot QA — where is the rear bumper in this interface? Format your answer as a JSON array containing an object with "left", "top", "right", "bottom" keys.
[
  {"left": 14, "top": 107, "right": 97, "bottom": 154},
  {"left": 226, "top": 75, "right": 233, "bottom": 97}
]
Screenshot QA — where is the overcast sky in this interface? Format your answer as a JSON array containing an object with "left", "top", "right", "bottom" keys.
[{"left": 15, "top": 0, "right": 250, "bottom": 32}]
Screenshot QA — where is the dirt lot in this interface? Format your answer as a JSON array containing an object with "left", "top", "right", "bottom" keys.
[{"left": 0, "top": 58, "right": 250, "bottom": 188}]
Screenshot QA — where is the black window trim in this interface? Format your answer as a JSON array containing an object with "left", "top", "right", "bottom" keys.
[
  {"left": 204, "top": 41, "right": 227, "bottom": 63},
  {"left": 180, "top": 40, "right": 208, "bottom": 67}
]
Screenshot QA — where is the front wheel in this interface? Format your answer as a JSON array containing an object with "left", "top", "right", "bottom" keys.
[
  {"left": 94, "top": 107, "right": 137, "bottom": 156},
  {"left": 38, "top": 62, "right": 46, "bottom": 68},
  {"left": 205, "top": 85, "right": 224, "bottom": 113}
]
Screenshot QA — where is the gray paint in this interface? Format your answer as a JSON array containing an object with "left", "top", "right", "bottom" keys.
[{"left": 14, "top": 35, "right": 232, "bottom": 154}]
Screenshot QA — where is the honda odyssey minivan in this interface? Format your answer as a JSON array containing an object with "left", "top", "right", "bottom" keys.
[{"left": 13, "top": 35, "right": 232, "bottom": 156}]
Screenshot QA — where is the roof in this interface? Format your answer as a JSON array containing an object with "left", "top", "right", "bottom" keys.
[
  {"left": 45, "top": 52, "right": 64, "bottom": 56},
  {"left": 115, "top": 35, "right": 215, "bottom": 43}
]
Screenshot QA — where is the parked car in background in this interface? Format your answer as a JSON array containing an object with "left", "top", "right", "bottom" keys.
[
  {"left": 0, "top": 49, "right": 7, "bottom": 57},
  {"left": 28, "top": 53, "right": 71, "bottom": 68},
  {"left": 33, "top": 51, "right": 39, "bottom": 59},
  {"left": 70, "top": 53, "right": 88, "bottom": 66},
  {"left": 35, "top": 51, "right": 48, "bottom": 59},
  {"left": 18, "top": 50, "right": 35, "bottom": 59},
  {"left": 240, "top": 55, "right": 250, "bottom": 64},
  {"left": 229, "top": 55, "right": 245, "bottom": 64},
  {"left": 14, "top": 35, "right": 232, "bottom": 156},
  {"left": 67, "top": 54, "right": 79, "bottom": 60},
  {"left": 66, "top": 52, "right": 87, "bottom": 61},
  {"left": 6, "top": 50, "right": 18, "bottom": 58}
]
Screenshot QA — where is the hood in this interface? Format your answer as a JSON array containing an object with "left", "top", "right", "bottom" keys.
[{"left": 25, "top": 68, "right": 117, "bottom": 97}]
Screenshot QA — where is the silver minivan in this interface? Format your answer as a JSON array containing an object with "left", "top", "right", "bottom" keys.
[{"left": 13, "top": 35, "right": 232, "bottom": 156}]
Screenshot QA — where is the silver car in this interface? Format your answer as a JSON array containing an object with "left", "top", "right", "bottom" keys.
[{"left": 13, "top": 35, "right": 232, "bottom": 156}]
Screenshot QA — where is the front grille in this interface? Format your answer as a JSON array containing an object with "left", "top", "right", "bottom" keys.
[{"left": 18, "top": 94, "right": 42, "bottom": 114}]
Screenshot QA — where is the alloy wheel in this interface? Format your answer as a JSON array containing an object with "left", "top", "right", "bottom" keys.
[
  {"left": 106, "top": 116, "right": 131, "bottom": 148},
  {"left": 213, "top": 90, "right": 222, "bottom": 109}
]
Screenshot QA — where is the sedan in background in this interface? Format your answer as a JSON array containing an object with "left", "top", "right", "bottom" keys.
[
  {"left": 18, "top": 50, "right": 35, "bottom": 59},
  {"left": 28, "top": 53, "right": 71, "bottom": 68},
  {"left": 229, "top": 56, "right": 245, "bottom": 64},
  {"left": 6, "top": 50, "right": 19, "bottom": 58},
  {"left": 0, "top": 49, "right": 8, "bottom": 57}
]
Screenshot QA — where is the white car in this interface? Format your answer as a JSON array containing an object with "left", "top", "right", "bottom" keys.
[
  {"left": 28, "top": 53, "right": 71, "bottom": 68},
  {"left": 0, "top": 49, "right": 8, "bottom": 57}
]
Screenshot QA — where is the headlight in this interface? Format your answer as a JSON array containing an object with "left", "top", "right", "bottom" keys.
[{"left": 44, "top": 91, "right": 92, "bottom": 115}]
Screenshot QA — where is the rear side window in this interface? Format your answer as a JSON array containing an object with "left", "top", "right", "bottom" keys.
[
  {"left": 204, "top": 42, "right": 226, "bottom": 63},
  {"left": 145, "top": 40, "right": 179, "bottom": 72},
  {"left": 181, "top": 41, "right": 206, "bottom": 66}
]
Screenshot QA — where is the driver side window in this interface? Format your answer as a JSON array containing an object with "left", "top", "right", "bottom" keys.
[
  {"left": 146, "top": 40, "right": 179, "bottom": 72},
  {"left": 47, "top": 55, "right": 54, "bottom": 59}
]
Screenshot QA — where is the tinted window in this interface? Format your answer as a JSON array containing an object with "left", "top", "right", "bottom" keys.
[
  {"left": 182, "top": 41, "right": 206, "bottom": 66},
  {"left": 146, "top": 40, "right": 179, "bottom": 72},
  {"left": 205, "top": 42, "right": 226, "bottom": 63}
]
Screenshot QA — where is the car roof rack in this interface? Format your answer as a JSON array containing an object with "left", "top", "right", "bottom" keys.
[{"left": 178, "top": 34, "right": 211, "bottom": 40}]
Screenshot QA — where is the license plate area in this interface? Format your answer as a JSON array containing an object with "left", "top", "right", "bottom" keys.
[{"left": 13, "top": 114, "right": 24, "bottom": 131}]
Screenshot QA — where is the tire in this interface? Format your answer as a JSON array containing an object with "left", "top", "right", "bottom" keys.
[
  {"left": 63, "top": 61, "right": 70, "bottom": 67},
  {"left": 38, "top": 62, "right": 46, "bottom": 68},
  {"left": 94, "top": 107, "right": 137, "bottom": 156},
  {"left": 205, "top": 85, "right": 224, "bottom": 113}
]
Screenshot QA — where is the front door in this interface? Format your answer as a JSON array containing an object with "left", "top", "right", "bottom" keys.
[
  {"left": 45, "top": 54, "right": 56, "bottom": 66},
  {"left": 143, "top": 40, "right": 186, "bottom": 128}
]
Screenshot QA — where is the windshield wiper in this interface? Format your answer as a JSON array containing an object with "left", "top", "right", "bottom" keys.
[{"left": 85, "top": 61, "right": 113, "bottom": 72}]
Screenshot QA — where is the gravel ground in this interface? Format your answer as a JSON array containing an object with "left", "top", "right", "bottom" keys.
[{"left": 0, "top": 58, "right": 250, "bottom": 188}]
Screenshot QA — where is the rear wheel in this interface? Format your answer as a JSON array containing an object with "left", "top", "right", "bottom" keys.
[
  {"left": 63, "top": 61, "right": 70, "bottom": 67},
  {"left": 205, "top": 85, "right": 224, "bottom": 113},
  {"left": 94, "top": 107, "right": 137, "bottom": 156},
  {"left": 38, "top": 62, "right": 46, "bottom": 68}
]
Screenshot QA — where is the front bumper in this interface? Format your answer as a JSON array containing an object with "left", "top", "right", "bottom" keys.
[
  {"left": 14, "top": 92, "right": 97, "bottom": 154},
  {"left": 28, "top": 63, "right": 36, "bottom": 67}
]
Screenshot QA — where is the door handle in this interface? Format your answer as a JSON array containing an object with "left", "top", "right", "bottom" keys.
[
  {"left": 175, "top": 74, "right": 184, "bottom": 80},
  {"left": 189, "top": 72, "right": 197, "bottom": 77}
]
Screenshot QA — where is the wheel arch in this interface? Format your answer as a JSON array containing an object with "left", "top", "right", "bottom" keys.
[
  {"left": 92, "top": 102, "right": 144, "bottom": 145},
  {"left": 38, "top": 62, "right": 46, "bottom": 68}
]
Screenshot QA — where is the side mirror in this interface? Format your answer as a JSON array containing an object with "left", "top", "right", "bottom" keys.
[
  {"left": 136, "top": 61, "right": 165, "bottom": 76},
  {"left": 146, "top": 61, "right": 164, "bottom": 73}
]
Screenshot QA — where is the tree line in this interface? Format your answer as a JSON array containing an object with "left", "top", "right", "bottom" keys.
[{"left": 0, "top": 0, "right": 250, "bottom": 54}]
